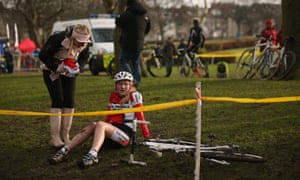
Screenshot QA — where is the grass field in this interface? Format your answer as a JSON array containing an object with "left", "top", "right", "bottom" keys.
[{"left": 0, "top": 69, "right": 300, "bottom": 180}]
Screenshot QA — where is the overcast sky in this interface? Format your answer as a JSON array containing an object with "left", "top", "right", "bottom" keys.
[{"left": 190, "top": 0, "right": 281, "bottom": 7}]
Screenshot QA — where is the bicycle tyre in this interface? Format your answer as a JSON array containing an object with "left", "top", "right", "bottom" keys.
[
  {"left": 107, "top": 58, "right": 117, "bottom": 78},
  {"left": 146, "top": 56, "right": 172, "bottom": 77},
  {"left": 272, "top": 50, "right": 296, "bottom": 80},
  {"left": 255, "top": 49, "right": 280, "bottom": 80},
  {"left": 178, "top": 56, "right": 191, "bottom": 77},
  {"left": 235, "top": 48, "right": 255, "bottom": 79}
]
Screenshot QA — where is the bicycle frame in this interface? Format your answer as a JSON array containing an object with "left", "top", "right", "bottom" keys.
[
  {"left": 178, "top": 48, "right": 208, "bottom": 78},
  {"left": 236, "top": 35, "right": 276, "bottom": 79},
  {"left": 245, "top": 37, "right": 268, "bottom": 72},
  {"left": 254, "top": 35, "right": 281, "bottom": 79}
]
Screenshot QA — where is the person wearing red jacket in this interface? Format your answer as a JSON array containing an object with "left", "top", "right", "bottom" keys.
[
  {"left": 48, "top": 71, "right": 150, "bottom": 168},
  {"left": 260, "top": 19, "right": 277, "bottom": 51}
]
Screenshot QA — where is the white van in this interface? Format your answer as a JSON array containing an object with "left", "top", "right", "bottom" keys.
[{"left": 52, "top": 14, "right": 117, "bottom": 75}]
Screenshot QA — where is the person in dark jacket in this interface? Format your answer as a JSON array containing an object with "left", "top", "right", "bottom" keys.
[
  {"left": 116, "top": 0, "right": 151, "bottom": 88},
  {"left": 163, "top": 37, "right": 176, "bottom": 66},
  {"left": 187, "top": 17, "right": 205, "bottom": 54},
  {"left": 39, "top": 24, "right": 90, "bottom": 148},
  {"left": 4, "top": 47, "right": 14, "bottom": 73}
]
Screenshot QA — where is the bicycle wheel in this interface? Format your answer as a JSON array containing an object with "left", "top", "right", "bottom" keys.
[
  {"left": 146, "top": 56, "right": 172, "bottom": 77},
  {"left": 108, "top": 58, "right": 117, "bottom": 78},
  {"left": 236, "top": 48, "right": 255, "bottom": 79},
  {"left": 272, "top": 50, "right": 296, "bottom": 80},
  {"left": 201, "top": 151, "right": 266, "bottom": 163},
  {"left": 255, "top": 49, "right": 280, "bottom": 80},
  {"left": 178, "top": 56, "right": 191, "bottom": 77}
]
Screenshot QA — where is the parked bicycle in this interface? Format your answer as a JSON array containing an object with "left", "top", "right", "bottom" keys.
[
  {"left": 177, "top": 48, "right": 209, "bottom": 78},
  {"left": 253, "top": 35, "right": 281, "bottom": 80},
  {"left": 236, "top": 35, "right": 276, "bottom": 79},
  {"left": 236, "top": 35, "right": 296, "bottom": 80},
  {"left": 270, "top": 36, "right": 296, "bottom": 80},
  {"left": 144, "top": 46, "right": 172, "bottom": 77}
]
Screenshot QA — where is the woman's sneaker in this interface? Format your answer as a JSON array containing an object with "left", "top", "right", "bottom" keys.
[
  {"left": 48, "top": 149, "right": 68, "bottom": 164},
  {"left": 77, "top": 153, "right": 99, "bottom": 169}
]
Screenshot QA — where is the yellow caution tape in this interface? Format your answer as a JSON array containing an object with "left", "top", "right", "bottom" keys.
[
  {"left": 0, "top": 96, "right": 299, "bottom": 116},
  {"left": 0, "top": 100, "right": 197, "bottom": 117},
  {"left": 202, "top": 96, "right": 300, "bottom": 103}
]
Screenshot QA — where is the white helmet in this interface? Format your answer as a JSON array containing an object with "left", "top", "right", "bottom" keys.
[{"left": 114, "top": 71, "right": 134, "bottom": 82}]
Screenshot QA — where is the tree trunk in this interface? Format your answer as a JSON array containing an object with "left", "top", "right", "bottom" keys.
[
  {"left": 282, "top": 0, "right": 300, "bottom": 79},
  {"left": 111, "top": 0, "right": 126, "bottom": 73}
]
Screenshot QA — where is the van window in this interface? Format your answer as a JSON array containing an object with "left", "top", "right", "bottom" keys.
[{"left": 92, "top": 28, "right": 114, "bottom": 43}]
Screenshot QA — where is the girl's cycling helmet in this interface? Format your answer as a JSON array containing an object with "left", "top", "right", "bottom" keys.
[{"left": 114, "top": 71, "right": 134, "bottom": 82}]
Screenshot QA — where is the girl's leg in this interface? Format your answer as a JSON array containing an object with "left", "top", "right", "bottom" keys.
[
  {"left": 90, "top": 121, "right": 118, "bottom": 151},
  {"left": 48, "top": 122, "right": 97, "bottom": 165},
  {"left": 77, "top": 121, "right": 119, "bottom": 168},
  {"left": 67, "top": 122, "right": 97, "bottom": 150}
]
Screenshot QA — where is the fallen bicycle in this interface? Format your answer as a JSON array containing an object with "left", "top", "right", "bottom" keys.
[{"left": 138, "top": 137, "right": 266, "bottom": 165}]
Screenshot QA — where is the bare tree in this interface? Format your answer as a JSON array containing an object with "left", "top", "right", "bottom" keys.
[
  {"left": 2, "top": 0, "right": 66, "bottom": 47},
  {"left": 0, "top": 0, "right": 108, "bottom": 46}
]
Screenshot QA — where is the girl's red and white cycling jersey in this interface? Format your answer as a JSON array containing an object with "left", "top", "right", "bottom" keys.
[{"left": 105, "top": 91, "right": 150, "bottom": 139}]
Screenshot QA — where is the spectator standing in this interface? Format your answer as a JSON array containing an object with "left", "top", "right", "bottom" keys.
[
  {"left": 260, "top": 19, "right": 277, "bottom": 51},
  {"left": 177, "top": 38, "right": 188, "bottom": 58},
  {"left": 116, "top": 0, "right": 151, "bottom": 89},
  {"left": 153, "top": 42, "right": 163, "bottom": 58},
  {"left": 177, "top": 38, "right": 187, "bottom": 50},
  {"left": 39, "top": 24, "right": 91, "bottom": 148},
  {"left": 4, "top": 47, "right": 14, "bottom": 73},
  {"left": 163, "top": 37, "right": 176, "bottom": 65}
]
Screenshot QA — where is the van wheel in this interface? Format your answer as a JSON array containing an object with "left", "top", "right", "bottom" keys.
[{"left": 89, "top": 58, "right": 100, "bottom": 75}]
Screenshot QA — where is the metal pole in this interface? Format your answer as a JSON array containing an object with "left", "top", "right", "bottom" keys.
[
  {"left": 194, "top": 82, "right": 202, "bottom": 180},
  {"left": 6, "top": 24, "right": 10, "bottom": 47}
]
